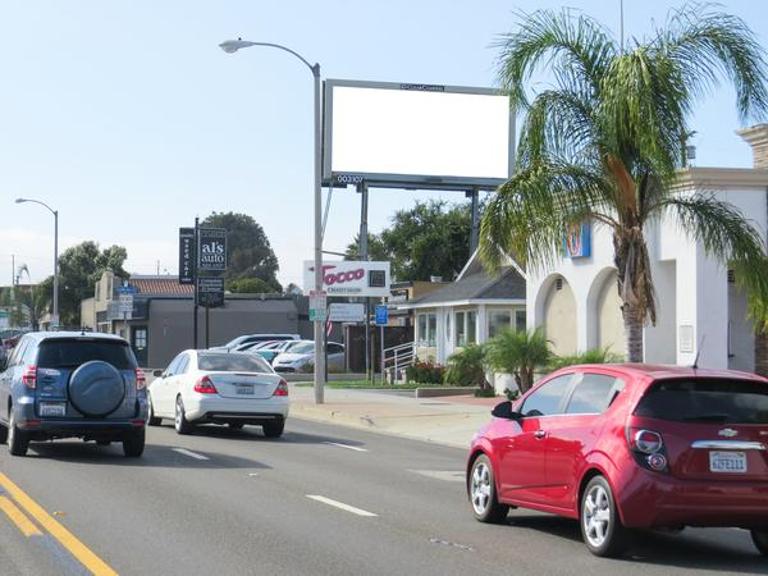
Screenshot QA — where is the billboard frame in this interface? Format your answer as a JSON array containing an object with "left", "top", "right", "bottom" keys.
[{"left": 322, "top": 79, "right": 514, "bottom": 190}]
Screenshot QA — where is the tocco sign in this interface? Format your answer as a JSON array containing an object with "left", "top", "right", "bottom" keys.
[{"left": 303, "top": 261, "right": 391, "bottom": 297}]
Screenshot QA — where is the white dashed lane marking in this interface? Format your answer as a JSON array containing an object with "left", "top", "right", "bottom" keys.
[
  {"left": 409, "top": 470, "right": 465, "bottom": 482},
  {"left": 172, "top": 448, "right": 210, "bottom": 461},
  {"left": 306, "top": 495, "right": 378, "bottom": 517},
  {"left": 323, "top": 441, "right": 369, "bottom": 452}
]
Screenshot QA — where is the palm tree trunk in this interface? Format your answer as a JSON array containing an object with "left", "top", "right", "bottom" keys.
[{"left": 624, "top": 304, "right": 644, "bottom": 363}]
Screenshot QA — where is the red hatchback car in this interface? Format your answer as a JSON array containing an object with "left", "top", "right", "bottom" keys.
[{"left": 467, "top": 364, "right": 768, "bottom": 557}]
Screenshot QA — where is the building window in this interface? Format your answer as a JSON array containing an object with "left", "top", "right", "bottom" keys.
[
  {"left": 455, "top": 312, "right": 465, "bottom": 347},
  {"left": 417, "top": 313, "right": 437, "bottom": 347},
  {"left": 515, "top": 310, "right": 527, "bottom": 333},
  {"left": 467, "top": 311, "right": 477, "bottom": 344},
  {"left": 488, "top": 311, "right": 512, "bottom": 339},
  {"left": 455, "top": 311, "right": 478, "bottom": 347},
  {"left": 445, "top": 312, "right": 451, "bottom": 343},
  {"left": 96, "top": 283, "right": 101, "bottom": 301}
]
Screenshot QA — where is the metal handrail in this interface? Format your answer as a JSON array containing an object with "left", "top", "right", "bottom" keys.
[{"left": 382, "top": 341, "right": 416, "bottom": 383}]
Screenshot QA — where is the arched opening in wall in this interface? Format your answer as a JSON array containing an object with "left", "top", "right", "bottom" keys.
[
  {"left": 594, "top": 270, "right": 626, "bottom": 358},
  {"left": 543, "top": 275, "right": 577, "bottom": 357}
]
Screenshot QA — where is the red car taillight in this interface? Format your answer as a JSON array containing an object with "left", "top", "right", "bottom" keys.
[
  {"left": 273, "top": 379, "right": 289, "bottom": 397},
  {"left": 628, "top": 427, "right": 668, "bottom": 472},
  {"left": 193, "top": 376, "right": 218, "bottom": 394},
  {"left": 135, "top": 368, "right": 147, "bottom": 391},
  {"left": 21, "top": 365, "right": 37, "bottom": 389}
]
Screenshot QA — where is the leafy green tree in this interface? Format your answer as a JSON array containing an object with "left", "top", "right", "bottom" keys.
[
  {"left": 345, "top": 200, "right": 472, "bottom": 281},
  {"left": 228, "top": 277, "right": 275, "bottom": 294},
  {"left": 201, "top": 212, "right": 280, "bottom": 291},
  {"left": 484, "top": 328, "right": 551, "bottom": 393},
  {"left": 481, "top": 6, "right": 768, "bottom": 362},
  {"left": 36, "top": 241, "right": 128, "bottom": 327},
  {"left": 344, "top": 233, "right": 389, "bottom": 262}
]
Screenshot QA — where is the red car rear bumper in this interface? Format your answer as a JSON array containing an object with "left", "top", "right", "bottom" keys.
[{"left": 616, "top": 467, "right": 768, "bottom": 529}]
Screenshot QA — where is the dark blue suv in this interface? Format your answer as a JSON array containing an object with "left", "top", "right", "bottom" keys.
[{"left": 0, "top": 332, "right": 148, "bottom": 457}]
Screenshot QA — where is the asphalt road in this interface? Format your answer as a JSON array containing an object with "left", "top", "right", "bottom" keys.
[{"left": 0, "top": 418, "right": 765, "bottom": 576}]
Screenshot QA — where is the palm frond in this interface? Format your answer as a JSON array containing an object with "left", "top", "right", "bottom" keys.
[
  {"left": 480, "top": 162, "right": 614, "bottom": 273},
  {"left": 657, "top": 3, "right": 768, "bottom": 122},
  {"left": 496, "top": 9, "right": 616, "bottom": 110},
  {"left": 517, "top": 89, "right": 599, "bottom": 166}
]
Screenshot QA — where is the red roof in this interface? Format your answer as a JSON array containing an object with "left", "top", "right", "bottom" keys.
[{"left": 130, "top": 276, "right": 194, "bottom": 296}]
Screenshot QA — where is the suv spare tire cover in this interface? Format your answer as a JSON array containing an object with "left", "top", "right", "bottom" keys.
[{"left": 68, "top": 360, "right": 126, "bottom": 418}]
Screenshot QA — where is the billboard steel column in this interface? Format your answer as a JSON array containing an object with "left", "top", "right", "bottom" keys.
[
  {"left": 193, "top": 216, "right": 199, "bottom": 349},
  {"left": 358, "top": 182, "right": 370, "bottom": 381}
]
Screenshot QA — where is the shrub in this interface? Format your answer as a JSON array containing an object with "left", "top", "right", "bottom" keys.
[
  {"left": 444, "top": 344, "right": 489, "bottom": 388},
  {"left": 484, "top": 328, "right": 551, "bottom": 393},
  {"left": 405, "top": 361, "right": 445, "bottom": 384},
  {"left": 548, "top": 347, "right": 624, "bottom": 371}
]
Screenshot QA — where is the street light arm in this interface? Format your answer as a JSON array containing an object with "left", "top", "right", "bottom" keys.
[
  {"left": 219, "top": 39, "right": 319, "bottom": 77},
  {"left": 16, "top": 198, "right": 56, "bottom": 216}
]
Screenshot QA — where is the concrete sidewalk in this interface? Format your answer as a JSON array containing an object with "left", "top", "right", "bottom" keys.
[{"left": 288, "top": 384, "right": 500, "bottom": 449}]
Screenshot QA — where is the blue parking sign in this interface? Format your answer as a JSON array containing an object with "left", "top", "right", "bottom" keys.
[{"left": 375, "top": 305, "right": 389, "bottom": 326}]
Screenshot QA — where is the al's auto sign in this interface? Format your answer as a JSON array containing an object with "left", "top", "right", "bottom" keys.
[{"left": 303, "top": 261, "right": 391, "bottom": 297}]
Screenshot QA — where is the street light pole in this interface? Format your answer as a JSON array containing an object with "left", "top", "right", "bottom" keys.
[
  {"left": 219, "top": 38, "right": 326, "bottom": 403},
  {"left": 15, "top": 198, "right": 59, "bottom": 328}
]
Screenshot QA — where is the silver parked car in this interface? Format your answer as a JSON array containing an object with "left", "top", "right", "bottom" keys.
[{"left": 272, "top": 341, "right": 345, "bottom": 373}]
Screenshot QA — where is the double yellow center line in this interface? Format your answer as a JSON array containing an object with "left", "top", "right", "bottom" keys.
[{"left": 0, "top": 472, "right": 118, "bottom": 575}]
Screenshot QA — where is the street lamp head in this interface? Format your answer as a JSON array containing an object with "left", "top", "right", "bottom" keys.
[
  {"left": 15, "top": 198, "right": 27, "bottom": 204},
  {"left": 219, "top": 38, "right": 255, "bottom": 54}
]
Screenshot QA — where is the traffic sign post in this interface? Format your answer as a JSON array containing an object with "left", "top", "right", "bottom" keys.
[
  {"left": 309, "top": 290, "right": 327, "bottom": 322},
  {"left": 375, "top": 305, "right": 388, "bottom": 385}
]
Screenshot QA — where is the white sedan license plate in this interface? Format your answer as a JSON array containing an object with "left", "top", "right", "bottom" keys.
[
  {"left": 236, "top": 385, "right": 255, "bottom": 395},
  {"left": 40, "top": 402, "right": 66, "bottom": 417},
  {"left": 709, "top": 451, "right": 747, "bottom": 473}
]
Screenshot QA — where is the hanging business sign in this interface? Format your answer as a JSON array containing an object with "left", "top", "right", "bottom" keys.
[
  {"left": 198, "top": 228, "right": 227, "bottom": 272},
  {"left": 179, "top": 228, "right": 196, "bottom": 284},
  {"left": 303, "top": 261, "right": 391, "bottom": 297},
  {"left": 563, "top": 222, "right": 591, "bottom": 259},
  {"left": 197, "top": 277, "right": 225, "bottom": 308}
]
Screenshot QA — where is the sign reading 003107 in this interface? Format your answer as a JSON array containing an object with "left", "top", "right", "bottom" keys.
[{"left": 198, "top": 228, "right": 227, "bottom": 272}]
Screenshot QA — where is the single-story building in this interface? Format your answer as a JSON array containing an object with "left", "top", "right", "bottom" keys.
[
  {"left": 81, "top": 272, "right": 313, "bottom": 368},
  {"left": 397, "top": 253, "right": 527, "bottom": 364},
  {"left": 527, "top": 124, "right": 768, "bottom": 371}
]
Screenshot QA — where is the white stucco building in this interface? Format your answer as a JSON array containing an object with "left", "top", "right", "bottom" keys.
[{"left": 528, "top": 125, "right": 768, "bottom": 371}]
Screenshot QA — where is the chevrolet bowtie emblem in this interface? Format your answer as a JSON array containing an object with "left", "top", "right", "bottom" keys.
[{"left": 718, "top": 428, "right": 738, "bottom": 438}]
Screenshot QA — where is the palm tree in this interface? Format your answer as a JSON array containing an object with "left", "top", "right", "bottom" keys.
[
  {"left": 480, "top": 5, "right": 768, "bottom": 362},
  {"left": 484, "top": 328, "right": 551, "bottom": 393}
]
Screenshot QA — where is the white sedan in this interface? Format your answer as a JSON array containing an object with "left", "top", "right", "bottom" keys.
[{"left": 148, "top": 350, "right": 289, "bottom": 437}]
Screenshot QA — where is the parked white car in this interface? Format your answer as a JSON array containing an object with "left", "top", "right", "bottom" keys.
[
  {"left": 148, "top": 350, "right": 289, "bottom": 437},
  {"left": 272, "top": 341, "right": 345, "bottom": 373}
]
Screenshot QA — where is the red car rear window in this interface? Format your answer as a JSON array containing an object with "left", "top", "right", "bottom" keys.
[{"left": 634, "top": 378, "right": 768, "bottom": 424}]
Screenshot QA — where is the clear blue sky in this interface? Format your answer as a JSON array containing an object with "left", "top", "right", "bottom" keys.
[{"left": 1, "top": 0, "right": 766, "bottom": 288}]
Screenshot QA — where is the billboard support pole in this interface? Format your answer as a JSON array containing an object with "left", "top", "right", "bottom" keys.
[
  {"left": 358, "top": 181, "right": 370, "bottom": 382},
  {"left": 468, "top": 188, "right": 480, "bottom": 254},
  {"left": 193, "top": 216, "right": 199, "bottom": 350}
]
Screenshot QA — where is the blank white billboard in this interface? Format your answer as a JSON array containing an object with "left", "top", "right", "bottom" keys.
[{"left": 323, "top": 80, "right": 513, "bottom": 188}]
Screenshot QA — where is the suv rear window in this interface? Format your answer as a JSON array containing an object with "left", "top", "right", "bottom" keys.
[
  {"left": 37, "top": 339, "right": 137, "bottom": 370},
  {"left": 634, "top": 378, "right": 768, "bottom": 424}
]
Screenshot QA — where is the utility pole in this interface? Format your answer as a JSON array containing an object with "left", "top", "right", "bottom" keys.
[{"left": 193, "top": 216, "right": 199, "bottom": 349}]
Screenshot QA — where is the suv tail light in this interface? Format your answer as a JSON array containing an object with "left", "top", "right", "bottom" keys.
[
  {"left": 273, "top": 379, "right": 289, "bottom": 397},
  {"left": 135, "top": 368, "right": 146, "bottom": 391},
  {"left": 628, "top": 427, "right": 668, "bottom": 472},
  {"left": 21, "top": 366, "right": 37, "bottom": 389},
  {"left": 194, "top": 376, "right": 218, "bottom": 394}
]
